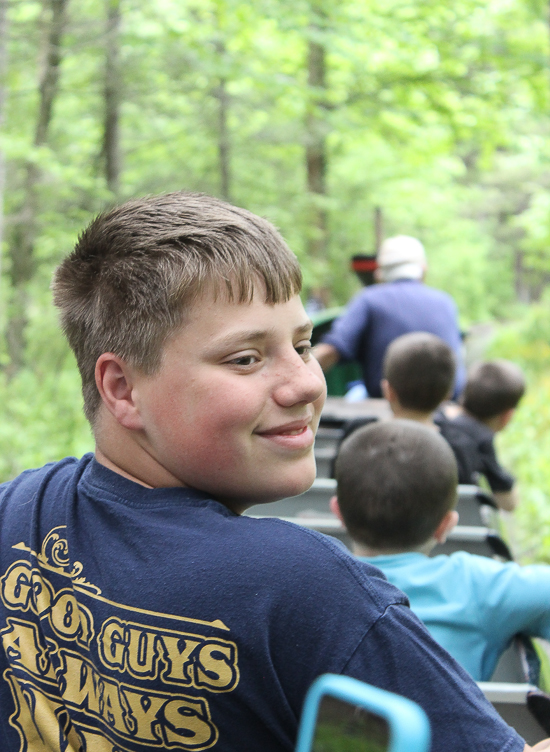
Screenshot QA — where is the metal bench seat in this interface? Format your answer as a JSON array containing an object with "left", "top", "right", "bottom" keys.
[{"left": 478, "top": 682, "right": 550, "bottom": 745}]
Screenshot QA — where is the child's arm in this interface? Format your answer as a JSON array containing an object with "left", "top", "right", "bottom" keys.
[
  {"left": 478, "top": 434, "right": 517, "bottom": 510},
  {"left": 473, "top": 558, "right": 550, "bottom": 649},
  {"left": 493, "top": 484, "right": 519, "bottom": 512}
]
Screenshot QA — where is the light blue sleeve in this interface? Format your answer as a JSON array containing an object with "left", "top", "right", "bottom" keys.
[
  {"left": 322, "top": 290, "right": 370, "bottom": 361},
  {"left": 471, "top": 556, "right": 550, "bottom": 640}
]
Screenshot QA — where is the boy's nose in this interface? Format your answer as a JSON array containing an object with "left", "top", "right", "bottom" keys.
[{"left": 272, "top": 354, "right": 327, "bottom": 408}]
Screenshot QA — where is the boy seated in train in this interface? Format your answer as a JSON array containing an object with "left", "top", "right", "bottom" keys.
[
  {"left": 380, "top": 331, "right": 456, "bottom": 429},
  {"left": 331, "top": 420, "right": 550, "bottom": 682},
  {"left": 435, "top": 360, "right": 525, "bottom": 512},
  {"left": 380, "top": 334, "right": 522, "bottom": 512},
  {"left": 1, "top": 191, "right": 532, "bottom": 752}
]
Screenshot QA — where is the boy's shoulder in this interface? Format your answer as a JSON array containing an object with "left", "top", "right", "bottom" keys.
[
  {"left": 453, "top": 412, "right": 492, "bottom": 438},
  {"left": 0, "top": 455, "right": 87, "bottom": 500},
  {"left": 0, "top": 455, "right": 407, "bottom": 620},
  {"left": 237, "top": 516, "right": 409, "bottom": 613},
  {"left": 0, "top": 454, "right": 91, "bottom": 528},
  {"left": 362, "top": 550, "right": 511, "bottom": 580},
  {"left": 362, "top": 551, "right": 531, "bottom": 614},
  {"left": 435, "top": 409, "right": 492, "bottom": 445}
]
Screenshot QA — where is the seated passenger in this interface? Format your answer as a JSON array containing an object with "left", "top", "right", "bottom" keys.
[
  {"left": 435, "top": 360, "right": 525, "bottom": 511},
  {"left": 0, "top": 192, "right": 535, "bottom": 752},
  {"left": 331, "top": 421, "right": 550, "bottom": 682},
  {"left": 327, "top": 331, "right": 452, "bottom": 477},
  {"left": 381, "top": 331, "right": 456, "bottom": 429}
]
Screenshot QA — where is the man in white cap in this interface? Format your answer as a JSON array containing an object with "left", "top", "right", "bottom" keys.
[{"left": 313, "top": 235, "right": 465, "bottom": 398}]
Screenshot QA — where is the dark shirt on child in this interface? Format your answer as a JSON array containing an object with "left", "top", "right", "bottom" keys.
[{"left": 435, "top": 411, "right": 514, "bottom": 492}]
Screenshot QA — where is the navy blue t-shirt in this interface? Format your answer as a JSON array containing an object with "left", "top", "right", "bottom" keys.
[
  {"left": 0, "top": 456, "right": 522, "bottom": 752},
  {"left": 322, "top": 279, "right": 465, "bottom": 397}
]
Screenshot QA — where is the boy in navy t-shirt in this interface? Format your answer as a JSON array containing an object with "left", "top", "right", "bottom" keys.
[
  {"left": 0, "top": 192, "right": 538, "bottom": 752},
  {"left": 332, "top": 420, "right": 550, "bottom": 682}
]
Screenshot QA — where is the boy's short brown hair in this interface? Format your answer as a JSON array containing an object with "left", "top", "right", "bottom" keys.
[
  {"left": 461, "top": 360, "right": 526, "bottom": 420},
  {"left": 383, "top": 332, "right": 456, "bottom": 412},
  {"left": 335, "top": 420, "right": 458, "bottom": 550},
  {"left": 52, "top": 191, "right": 302, "bottom": 423}
]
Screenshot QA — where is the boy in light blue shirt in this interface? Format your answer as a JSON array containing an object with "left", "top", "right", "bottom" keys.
[{"left": 331, "top": 420, "right": 550, "bottom": 682}]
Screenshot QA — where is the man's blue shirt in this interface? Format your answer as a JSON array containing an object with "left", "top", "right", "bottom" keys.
[{"left": 322, "top": 280, "right": 465, "bottom": 397}]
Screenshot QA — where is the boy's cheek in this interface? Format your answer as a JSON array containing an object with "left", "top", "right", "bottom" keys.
[
  {"left": 180, "top": 432, "right": 316, "bottom": 484},
  {"left": 168, "top": 428, "right": 252, "bottom": 478},
  {"left": 312, "top": 363, "right": 328, "bottom": 410},
  {"left": 314, "top": 387, "right": 327, "bottom": 416}
]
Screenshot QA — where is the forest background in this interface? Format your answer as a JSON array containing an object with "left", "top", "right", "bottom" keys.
[{"left": 1, "top": 0, "right": 550, "bottom": 561}]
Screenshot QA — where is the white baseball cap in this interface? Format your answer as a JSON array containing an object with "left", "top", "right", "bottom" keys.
[{"left": 377, "top": 235, "right": 426, "bottom": 281}]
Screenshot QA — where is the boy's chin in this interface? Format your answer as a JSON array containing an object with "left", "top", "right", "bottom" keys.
[
  {"left": 249, "top": 466, "right": 317, "bottom": 506},
  {"left": 222, "top": 463, "right": 317, "bottom": 512}
]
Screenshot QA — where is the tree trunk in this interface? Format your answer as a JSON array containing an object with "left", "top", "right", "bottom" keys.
[
  {"left": 514, "top": 250, "right": 531, "bottom": 304},
  {"left": 103, "top": 0, "right": 121, "bottom": 196},
  {"left": 213, "top": 35, "right": 231, "bottom": 202},
  {"left": 216, "top": 75, "right": 231, "bottom": 201},
  {"left": 5, "top": 0, "right": 69, "bottom": 375},
  {"left": 374, "top": 206, "right": 383, "bottom": 252},
  {"left": 0, "top": 0, "right": 8, "bottom": 283},
  {"left": 305, "top": 7, "right": 328, "bottom": 260}
]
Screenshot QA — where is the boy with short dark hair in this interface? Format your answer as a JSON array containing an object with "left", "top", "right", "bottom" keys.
[
  {"left": 0, "top": 192, "right": 535, "bottom": 752},
  {"left": 436, "top": 360, "right": 526, "bottom": 511},
  {"left": 332, "top": 420, "right": 550, "bottom": 683},
  {"left": 381, "top": 332, "right": 456, "bottom": 428}
]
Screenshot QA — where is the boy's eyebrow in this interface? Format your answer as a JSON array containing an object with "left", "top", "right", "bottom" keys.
[
  {"left": 294, "top": 321, "right": 314, "bottom": 336},
  {"left": 214, "top": 321, "right": 313, "bottom": 349}
]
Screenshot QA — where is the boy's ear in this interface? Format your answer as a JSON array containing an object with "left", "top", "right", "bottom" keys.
[
  {"left": 433, "top": 509, "right": 459, "bottom": 545},
  {"left": 95, "top": 353, "right": 144, "bottom": 431},
  {"left": 330, "top": 495, "right": 344, "bottom": 524},
  {"left": 381, "top": 379, "right": 392, "bottom": 401},
  {"left": 497, "top": 408, "right": 515, "bottom": 431}
]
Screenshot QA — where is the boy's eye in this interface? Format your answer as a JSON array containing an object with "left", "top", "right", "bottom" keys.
[
  {"left": 295, "top": 342, "right": 312, "bottom": 358},
  {"left": 227, "top": 354, "right": 259, "bottom": 367}
]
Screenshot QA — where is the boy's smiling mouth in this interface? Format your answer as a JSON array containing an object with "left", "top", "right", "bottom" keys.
[
  {"left": 255, "top": 419, "right": 315, "bottom": 450},
  {"left": 281, "top": 427, "right": 307, "bottom": 436}
]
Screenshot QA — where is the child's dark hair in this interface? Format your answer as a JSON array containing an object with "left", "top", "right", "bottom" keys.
[
  {"left": 335, "top": 421, "right": 458, "bottom": 550},
  {"left": 461, "top": 360, "right": 525, "bottom": 420},
  {"left": 383, "top": 332, "right": 456, "bottom": 412},
  {"left": 52, "top": 191, "right": 302, "bottom": 424}
]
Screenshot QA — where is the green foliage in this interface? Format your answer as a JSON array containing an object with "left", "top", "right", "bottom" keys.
[
  {"left": 488, "top": 302, "right": 550, "bottom": 563},
  {"left": 0, "top": 363, "right": 93, "bottom": 483},
  {"left": 3, "top": 0, "right": 550, "bottom": 569},
  {"left": 4, "top": 0, "right": 550, "bottom": 313},
  {"left": 495, "top": 377, "right": 550, "bottom": 564},
  {"left": 487, "top": 295, "right": 550, "bottom": 373}
]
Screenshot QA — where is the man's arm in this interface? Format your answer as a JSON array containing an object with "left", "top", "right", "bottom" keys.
[
  {"left": 526, "top": 741, "right": 550, "bottom": 750},
  {"left": 312, "top": 342, "right": 341, "bottom": 372},
  {"left": 313, "top": 289, "right": 371, "bottom": 374}
]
